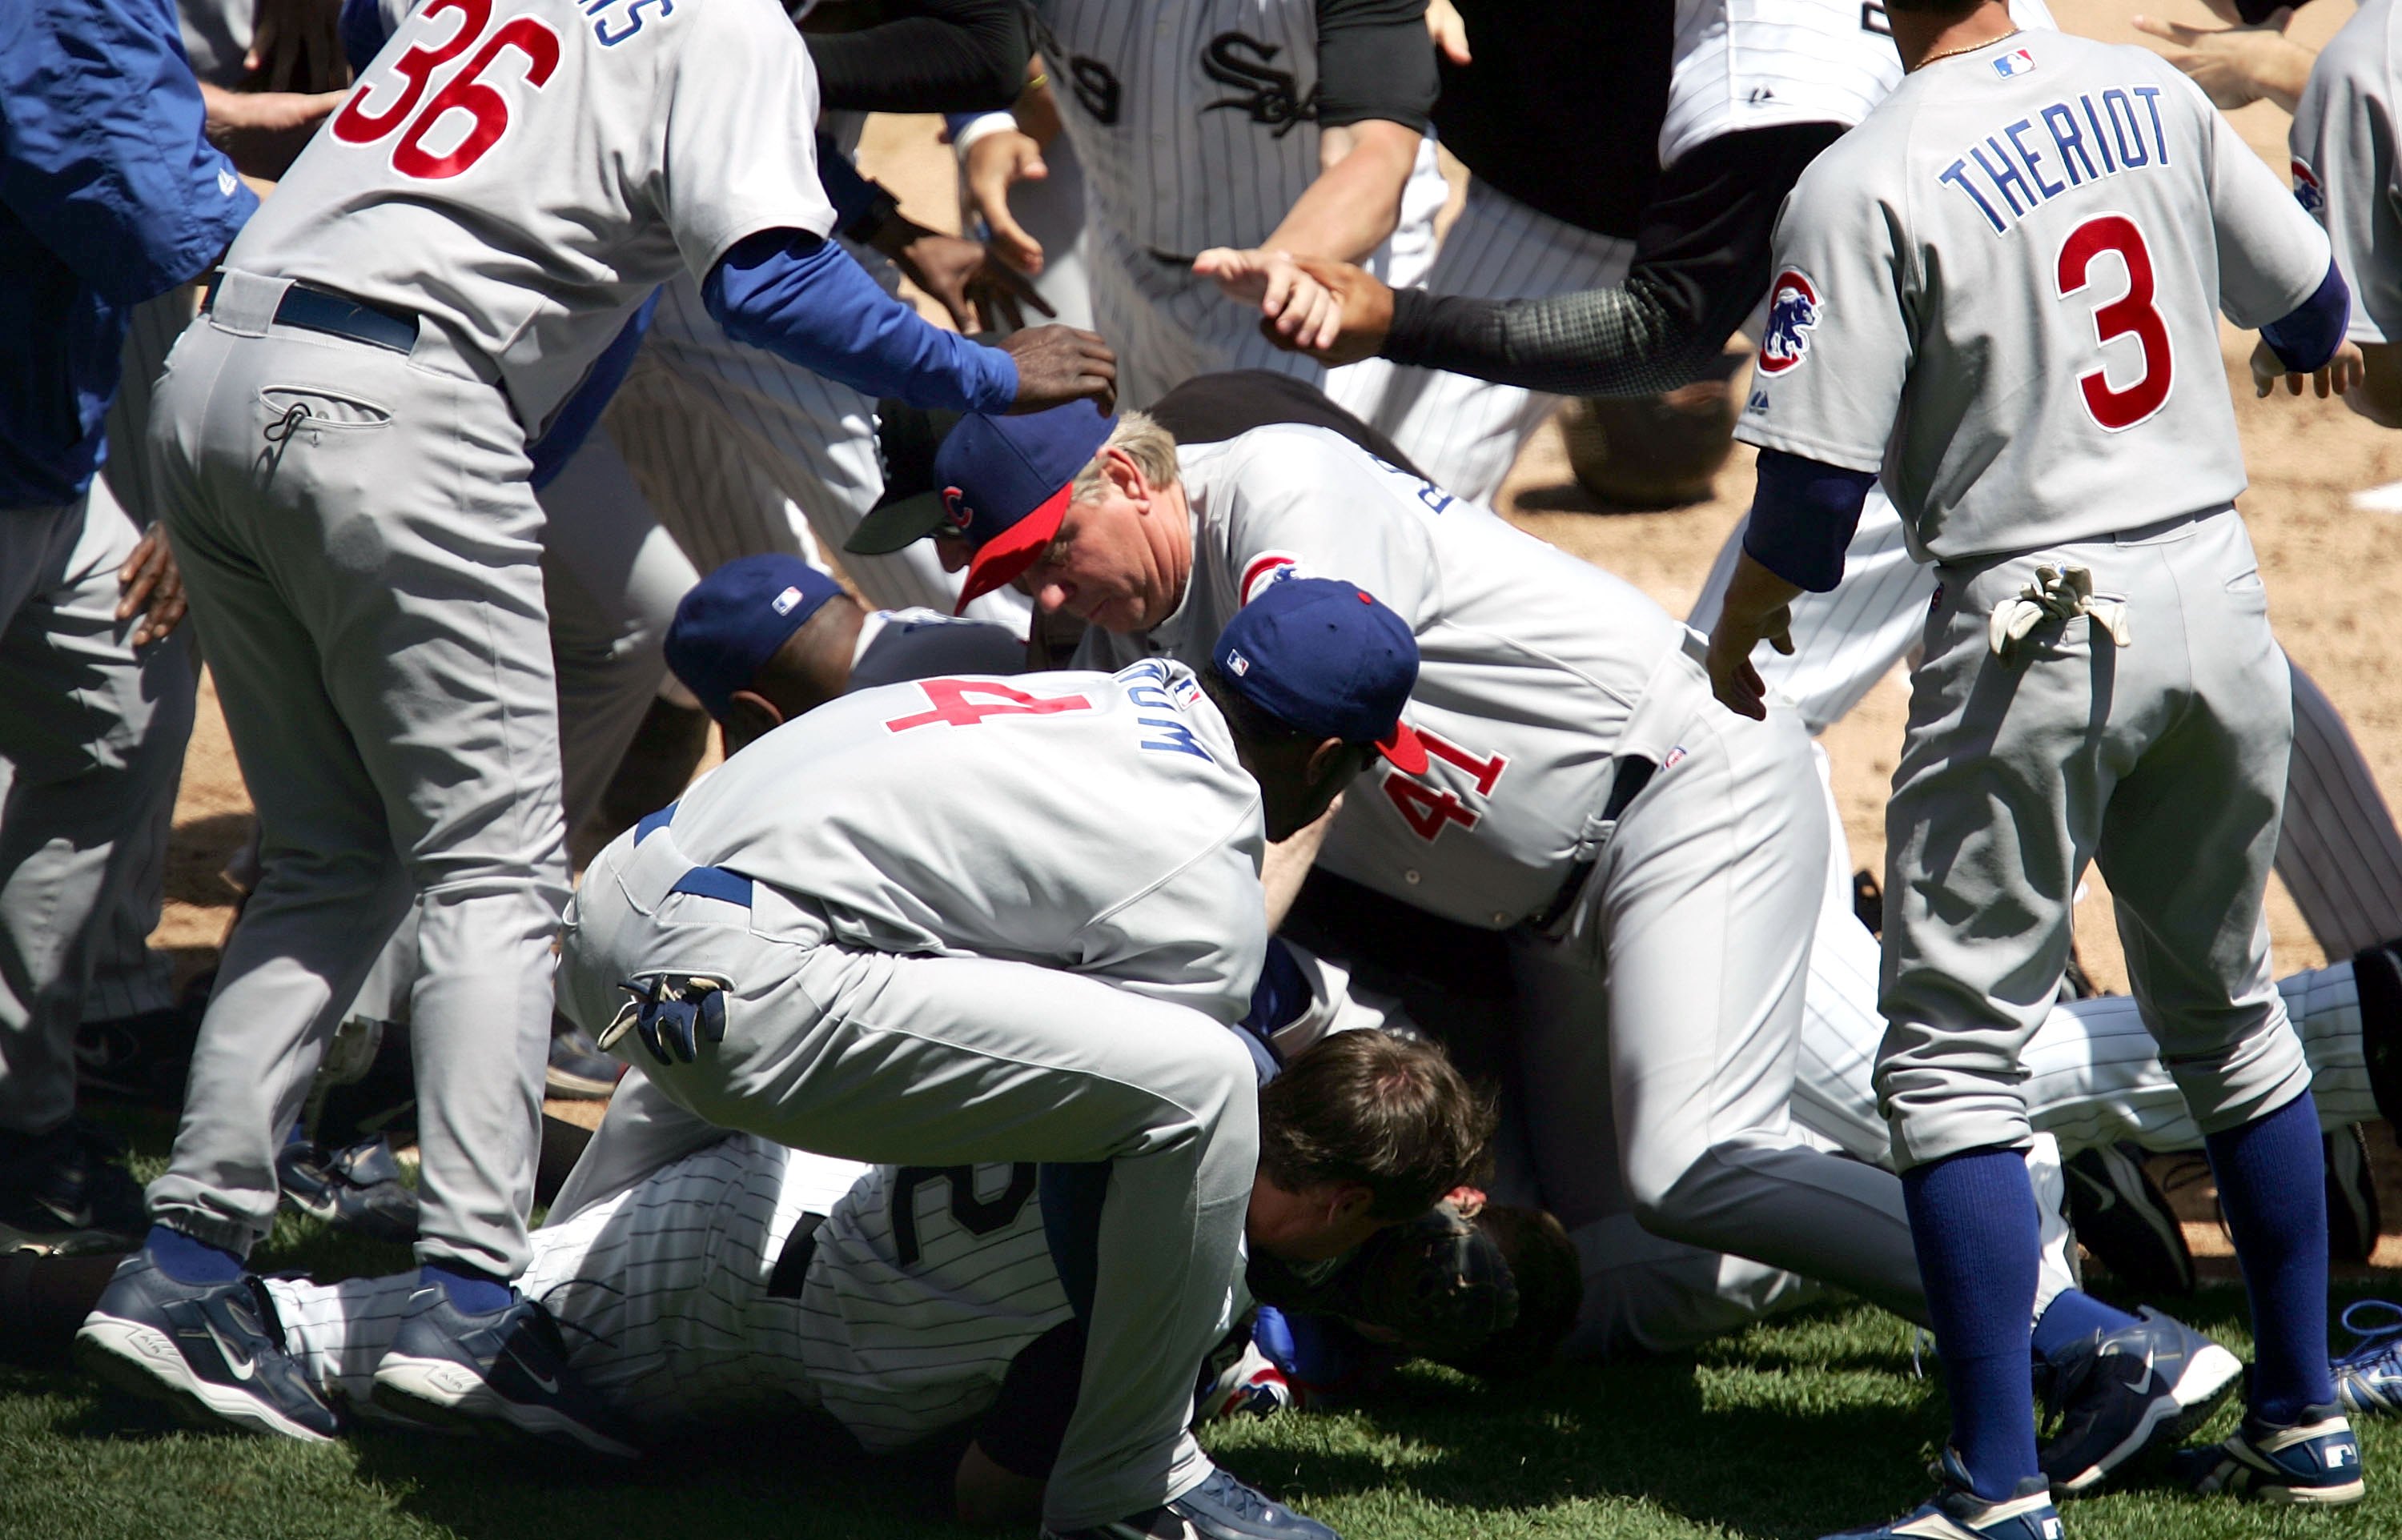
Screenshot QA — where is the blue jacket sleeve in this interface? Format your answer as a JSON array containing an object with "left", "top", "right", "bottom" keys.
[
  {"left": 2260, "top": 259, "right": 2351, "bottom": 375},
  {"left": 703, "top": 230, "right": 1018, "bottom": 412},
  {"left": 1741, "top": 449, "right": 1878, "bottom": 593},
  {"left": 527, "top": 291, "right": 659, "bottom": 489},
  {"left": 0, "top": 0, "right": 258, "bottom": 305},
  {"left": 340, "top": 0, "right": 400, "bottom": 74}
]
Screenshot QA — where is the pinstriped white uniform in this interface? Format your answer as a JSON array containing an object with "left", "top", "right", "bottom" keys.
[
  {"left": 1340, "top": 0, "right": 2055, "bottom": 507},
  {"left": 263, "top": 1138, "right": 1078, "bottom": 1447},
  {"left": 1031, "top": 0, "right": 1447, "bottom": 408}
]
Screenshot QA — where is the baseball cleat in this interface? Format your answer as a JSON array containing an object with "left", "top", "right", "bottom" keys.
[
  {"left": 73, "top": 1250, "right": 339, "bottom": 1441},
  {"left": 0, "top": 1120, "right": 147, "bottom": 1257},
  {"left": 370, "top": 1287, "right": 637, "bottom": 1458},
  {"left": 277, "top": 1133, "right": 420, "bottom": 1245},
  {"left": 2332, "top": 1299, "right": 2402, "bottom": 1418},
  {"left": 2323, "top": 1125, "right": 2381, "bottom": 1265},
  {"left": 2061, "top": 1144, "right": 2193, "bottom": 1298},
  {"left": 2351, "top": 939, "right": 2402, "bottom": 1127},
  {"left": 1818, "top": 1450, "right": 2063, "bottom": 1540},
  {"left": 544, "top": 1020, "right": 623, "bottom": 1101},
  {"left": 1041, "top": 1466, "right": 1340, "bottom": 1540},
  {"left": 2171, "top": 1403, "right": 2364, "bottom": 1504},
  {"left": 2038, "top": 1305, "right": 2243, "bottom": 1495}
]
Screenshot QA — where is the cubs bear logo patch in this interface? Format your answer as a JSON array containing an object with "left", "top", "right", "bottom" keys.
[
  {"left": 1757, "top": 271, "right": 1822, "bottom": 377},
  {"left": 2292, "top": 158, "right": 2326, "bottom": 218}
]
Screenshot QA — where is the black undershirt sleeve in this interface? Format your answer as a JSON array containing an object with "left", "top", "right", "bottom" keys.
[
  {"left": 1315, "top": 0, "right": 1437, "bottom": 132},
  {"left": 805, "top": 0, "right": 1029, "bottom": 115},
  {"left": 1381, "top": 121, "right": 1847, "bottom": 399}
]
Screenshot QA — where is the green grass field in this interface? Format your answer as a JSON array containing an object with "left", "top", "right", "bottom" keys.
[{"left": 6, "top": 1113, "right": 2400, "bottom": 1540}]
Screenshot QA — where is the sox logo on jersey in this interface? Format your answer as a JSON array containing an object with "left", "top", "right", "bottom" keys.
[{"left": 1202, "top": 33, "right": 1315, "bottom": 135}]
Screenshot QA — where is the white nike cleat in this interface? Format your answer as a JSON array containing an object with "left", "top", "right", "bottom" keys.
[{"left": 74, "top": 1249, "right": 339, "bottom": 1440}]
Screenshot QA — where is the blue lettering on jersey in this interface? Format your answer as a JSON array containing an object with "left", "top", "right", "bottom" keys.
[
  {"left": 586, "top": 0, "right": 671, "bottom": 46},
  {"left": 1368, "top": 454, "right": 1455, "bottom": 515},
  {"left": 1939, "top": 84, "right": 2170, "bottom": 235},
  {"left": 1122, "top": 661, "right": 1216, "bottom": 763}
]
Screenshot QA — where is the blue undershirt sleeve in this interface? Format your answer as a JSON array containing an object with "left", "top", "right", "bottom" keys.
[
  {"left": 703, "top": 229, "right": 1018, "bottom": 412},
  {"left": 1741, "top": 448, "right": 1878, "bottom": 593},
  {"left": 2260, "top": 259, "right": 2352, "bottom": 375},
  {"left": 526, "top": 290, "right": 657, "bottom": 489},
  {"left": 813, "top": 135, "right": 882, "bottom": 234}
]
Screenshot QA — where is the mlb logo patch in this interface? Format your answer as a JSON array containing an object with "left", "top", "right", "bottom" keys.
[
  {"left": 1757, "top": 271, "right": 1822, "bottom": 377},
  {"left": 1993, "top": 47, "right": 2036, "bottom": 78},
  {"left": 2293, "top": 158, "right": 2326, "bottom": 217},
  {"left": 1226, "top": 649, "right": 1251, "bottom": 676},
  {"left": 771, "top": 585, "right": 805, "bottom": 616}
]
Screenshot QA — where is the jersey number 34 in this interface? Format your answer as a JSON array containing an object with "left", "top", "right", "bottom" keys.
[
  {"left": 332, "top": 0, "right": 558, "bottom": 181},
  {"left": 2057, "top": 214, "right": 2174, "bottom": 432}
]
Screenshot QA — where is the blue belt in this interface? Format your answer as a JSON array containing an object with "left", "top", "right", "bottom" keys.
[
  {"left": 203, "top": 275, "right": 420, "bottom": 354},
  {"left": 633, "top": 800, "right": 753, "bottom": 908}
]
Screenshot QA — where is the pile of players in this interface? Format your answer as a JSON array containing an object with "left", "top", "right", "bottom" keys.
[{"left": 10, "top": 1, "right": 2402, "bottom": 1538}]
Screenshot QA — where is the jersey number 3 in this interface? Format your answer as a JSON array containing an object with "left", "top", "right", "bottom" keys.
[
  {"left": 2056, "top": 214, "right": 2174, "bottom": 432},
  {"left": 332, "top": 0, "right": 559, "bottom": 180}
]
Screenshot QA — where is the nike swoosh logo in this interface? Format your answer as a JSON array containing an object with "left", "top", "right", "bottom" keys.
[
  {"left": 200, "top": 1315, "right": 256, "bottom": 1382},
  {"left": 36, "top": 1196, "right": 93, "bottom": 1228},
  {"left": 504, "top": 1343, "right": 560, "bottom": 1394},
  {"left": 218, "top": 167, "right": 239, "bottom": 198}
]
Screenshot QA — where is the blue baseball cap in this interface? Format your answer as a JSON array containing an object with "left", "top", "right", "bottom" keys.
[
  {"left": 1215, "top": 577, "right": 1427, "bottom": 772},
  {"left": 663, "top": 555, "right": 847, "bottom": 720},
  {"left": 926, "top": 401, "right": 1116, "bottom": 612}
]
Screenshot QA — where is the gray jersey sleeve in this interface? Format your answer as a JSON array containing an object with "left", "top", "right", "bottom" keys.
[
  {"left": 652, "top": 0, "right": 839, "bottom": 279},
  {"left": 2292, "top": 0, "right": 2402, "bottom": 343},
  {"left": 1733, "top": 142, "right": 1914, "bottom": 475},
  {"left": 2207, "top": 98, "right": 2336, "bottom": 329}
]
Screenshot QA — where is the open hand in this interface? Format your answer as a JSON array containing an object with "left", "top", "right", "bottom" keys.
[
  {"left": 2252, "top": 337, "right": 2365, "bottom": 399},
  {"left": 117, "top": 526, "right": 188, "bottom": 647},
  {"left": 963, "top": 129, "right": 1050, "bottom": 275},
  {"left": 1000, "top": 326, "right": 1117, "bottom": 415}
]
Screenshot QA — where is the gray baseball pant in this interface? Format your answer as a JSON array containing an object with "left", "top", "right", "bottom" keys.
[
  {"left": 143, "top": 275, "right": 566, "bottom": 1277},
  {"left": 0, "top": 489, "right": 195, "bottom": 1135},
  {"left": 1690, "top": 487, "right": 2402, "bottom": 958},
  {"left": 558, "top": 819, "right": 1256, "bottom": 1530},
  {"left": 1878, "top": 507, "right": 2315, "bottom": 1166}
]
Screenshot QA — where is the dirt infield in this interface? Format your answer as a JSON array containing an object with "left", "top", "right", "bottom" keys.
[{"left": 150, "top": 0, "right": 2402, "bottom": 1256}]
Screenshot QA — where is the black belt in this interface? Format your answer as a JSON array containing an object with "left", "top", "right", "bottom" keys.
[
  {"left": 766, "top": 1212, "right": 827, "bottom": 1299},
  {"left": 1528, "top": 754, "right": 1657, "bottom": 933},
  {"left": 202, "top": 276, "right": 420, "bottom": 355}
]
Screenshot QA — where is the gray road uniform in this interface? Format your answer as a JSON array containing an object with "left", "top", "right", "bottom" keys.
[
  {"left": 555, "top": 659, "right": 1265, "bottom": 1531},
  {"left": 2293, "top": 0, "right": 2402, "bottom": 349},
  {"left": 145, "top": 0, "right": 841, "bottom": 1278},
  {"left": 1072, "top": 424, "right": 1930, "bottom": 1325},
  {"left": 1737, "top": 32, "right": 2332, "bottom": 1165}
]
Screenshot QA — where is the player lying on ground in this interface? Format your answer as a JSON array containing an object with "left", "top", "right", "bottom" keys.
[
  {"left": 1706, "top": 2, "right": 2361, "bottom": 1532},
  {"left": 36, "top": 1029, "right": 1493, "bottom": 1527}
]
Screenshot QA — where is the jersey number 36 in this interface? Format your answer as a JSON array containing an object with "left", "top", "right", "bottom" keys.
[
  {"left": 2056, "top": 214, "right": 2174, "bottom": 433},
  {"left": 332, "top": 0, "right": 558, "bottom": 181}
]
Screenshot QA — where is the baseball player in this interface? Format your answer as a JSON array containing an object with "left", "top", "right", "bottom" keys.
[
  {"left": 550, "top": 570, "right": 1422, "bottom": 1540},
  {"left": 78, "top": 0, "right": 1115, "bottom": 1455},
  {"left": 0, "top": 0, "right": 251, "bottom": 1253},
  {"left": 953, "top": 0, "right": 1450, "bottom": 411},
  {"left": 2292, "top": 0, "right": 2402, "bottom": 426},
  {"left": 1705, "top": 5, "right": 2360, "bottom": 1531},
  {"left": 64, "top": 1026, "right": 1485, "bottom": 1502}
]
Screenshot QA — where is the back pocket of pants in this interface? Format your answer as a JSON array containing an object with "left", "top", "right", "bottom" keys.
[{"left": 258, "top": 385, "right": 393, "bottom": 432}]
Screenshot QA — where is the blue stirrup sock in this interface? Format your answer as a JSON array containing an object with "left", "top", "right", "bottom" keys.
[
  {"left": 2204, "top": 1090, "right": 2335, "bottom": 1427},
  {"left": 145, "top": 1224, "right": 243, "bottom": 1285},
  {"left": 421, "top": 1262, "right": 513, "bottom": 1316},
  {"left": 2030, "top": 1288, "right": 2143, "bottom": 1366},
  {"left": 1903, "top": 1146, "right": 2044, "bottom": 1501}
]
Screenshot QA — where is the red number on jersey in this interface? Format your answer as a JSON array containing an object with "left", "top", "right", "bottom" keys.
[
  {"left": 2056, "top": 215, "right": 2175, "bottom": 432},
  {"left": 332, "top": 0, "right": 558, "bottom": 180},
  {"left": 1382, "top": 776, "right": 1477, "bottom": 841},
  {"left": 1378, "top": 728, "right": 1510, "bottom": 843},
  {"left": 884, "top": 679, "right": 1095, "bottom": 732}
]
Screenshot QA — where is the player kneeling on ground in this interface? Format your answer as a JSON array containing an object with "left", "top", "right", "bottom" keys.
[{"left": 1704, "top": 2, "right": 2363, "bottom": 1534}]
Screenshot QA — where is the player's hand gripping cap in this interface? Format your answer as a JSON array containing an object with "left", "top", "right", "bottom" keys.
[
  {"left": 661, "top": 554, "right": 845, "bottom": 720},
  {"left": 843, "top": 401, "right": 1115, "bottom": 609},
  {"left": 1213, "top": 577, "right": 1428, "bottom": 773}
]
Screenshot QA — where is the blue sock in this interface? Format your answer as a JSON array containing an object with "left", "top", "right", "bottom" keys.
[
  {"left": 145, "top": 1224, "right": 243, "bottom": 1285},
  {"left": 2203, "top": 1091, "right": 2334, "bottom": 1426},
  {"left": 421, "top": 1262, "right": 512, "bottom": 1316},
  {"left": 1903, "top": 1147, "right": 2043, "bottom": 1502},
  {"left": 2030, "top": 1289, "right": 2143, "bottom": 1366}
]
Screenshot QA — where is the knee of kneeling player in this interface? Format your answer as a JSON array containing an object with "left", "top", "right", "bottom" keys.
[{"left": 1621, "top": 1151, "right": 1741, "bottom": 1245}]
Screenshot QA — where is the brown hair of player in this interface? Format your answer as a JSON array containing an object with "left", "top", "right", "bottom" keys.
[{"left": 1256, "top": 1031, "right": 1496, "bottom": 1221}]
